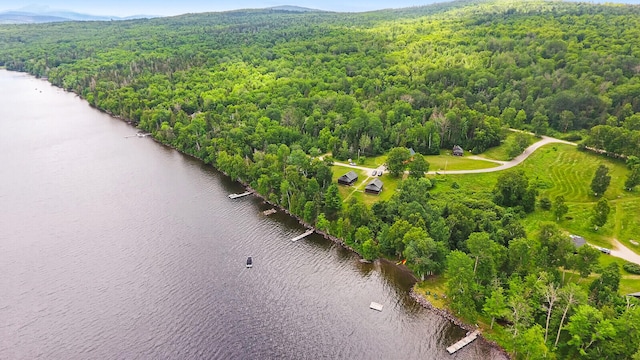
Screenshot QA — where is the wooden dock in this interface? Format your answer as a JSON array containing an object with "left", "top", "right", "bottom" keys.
[
  {"left": 446, "top": 330, "right": 480, "bottom": 354},
  {"left": 291, "top": 229, "right": 314, "bottom": 242},
  {"left": 228, "top": 191, "right": 252, "bottom": 199},
  {"left": 125, "top": 133, "right": 152, "bottom": 138}
]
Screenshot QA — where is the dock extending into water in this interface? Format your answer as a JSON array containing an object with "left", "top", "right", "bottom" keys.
[
  {"left": 446, "top": 330, "right": 480, "bottom": 354},
  {"left": 124, "top": 133, "right": 151, "bottom": 138},
  {"left": 228, "top": 191, "right": 252, "bottom": 199},
  {"left": 291, "top": 229, "right": 314, "bottom": 242}
]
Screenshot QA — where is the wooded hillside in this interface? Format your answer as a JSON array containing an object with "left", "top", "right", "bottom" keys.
[{"left": 3, "top": 1, "right": 640, "bottom": 358}]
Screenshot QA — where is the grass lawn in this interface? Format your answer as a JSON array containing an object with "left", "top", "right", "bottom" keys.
[
  {"left": 414, "top": 275, "right": 448, "bottom": 309},
  {"left": 563, "top": 255, "right": 640, "bottom": 295},
  {"left": 343, "top": 174, "right": 402, "bottom": 206},
  {"left": 429, "top": 143, "right": 640, "bottom": 252},
  {"left": 425, "top": 154, "right": 500, "bottom": 171},
  {"left": 356, "top": 154, "right": 387, "bottom": 168},
  {"left": 431, "top": 144, "right": 631, "bottom": 201},
  {"left": 428, "top": 172, "right": 497, "bottom": 198},
  {"left": 330, "top": 166, "right": 401, "bottom": 205},
  {"left": 480, "top": 131, "right": 537, "bottom": 161},
  {"left": 331, "top": 167, "right": 369, "bottom": 200},
  {"left": 518, "top": 144, "right": 630, "bottom": 203}
]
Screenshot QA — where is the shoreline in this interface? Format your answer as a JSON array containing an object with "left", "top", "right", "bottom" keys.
[
  {"left": 115, "top": 100, "right": 511, "bottom": 359},
  {"left": 17, "top": 69, "right": 510, "bottom": 359},
  {"left": 409, "top": 289, "right": 511, "bottom": 359},
  {"left": 238, "top": 179, "right": 510, "bottom": 358}
]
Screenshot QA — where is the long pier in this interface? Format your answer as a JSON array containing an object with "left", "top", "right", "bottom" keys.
[
  {"left": 446, "top": 330, "right": 480, "bottom": 354},
  {"left": 228, "top": 191, "right": 252, "bottom": 199},
  {"left": 291, "top": 229, "right": 314, "bottom": 242}
]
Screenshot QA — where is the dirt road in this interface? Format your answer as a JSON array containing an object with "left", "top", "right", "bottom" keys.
[
  {"left": 331, "top": 134, "right": 575, "bottom": 176},
  {"left": 609, "top": 239, "right": 640, "bottom": 265}
]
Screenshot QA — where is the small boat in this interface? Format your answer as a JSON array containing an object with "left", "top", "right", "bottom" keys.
[{"left": 246, "top": 257, "right": 253, "bottom": 268}]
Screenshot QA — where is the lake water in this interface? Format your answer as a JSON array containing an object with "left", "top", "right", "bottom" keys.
[{"left": 0, "top": 70, "right": 506, "bottom": 359}]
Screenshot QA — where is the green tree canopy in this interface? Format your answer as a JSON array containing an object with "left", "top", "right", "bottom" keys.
[{"left": 590, "top": 164, "right": 611, "bottom": 197}]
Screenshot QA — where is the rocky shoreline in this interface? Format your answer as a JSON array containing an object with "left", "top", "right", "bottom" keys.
[
  {"left": 59, "top": 85, "right": 511, "bottom": 358},
  {"left": 113, "top": 110, "right": 511, "bottom": 359},
  {"left": 410, "top": 289, "right": 511, "bottom": 359},
  {"left": 239, "top": 180, "right": 510, "bottom": 358}
]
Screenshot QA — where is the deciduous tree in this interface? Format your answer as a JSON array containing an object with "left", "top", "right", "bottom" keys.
[
  {"left": 408, "top": 153, "right": 429, "bottom": 178},
  {"left": 591, "top": 197, "right": 610, "bottom": 230},
  {"left": 483, "top": 287, "right": 509, "bottom": 329},
  {"left": 386, "top": 147, "right": 411, "bottom": 177},
  {"left": 553, "top": 195, "right": 568, "bottom": 222},
  {"left": 445, "top": 250, "right": 477, "bottom": 321},
  {"left": 590, "top": 164, "right": 611, "bottom": 197}
]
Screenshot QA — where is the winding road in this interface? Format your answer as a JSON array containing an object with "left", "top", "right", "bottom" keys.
[
  {"left": 331, "top": 133, "right": 576, "bottom": 176},
  {"left": 330, "top": 133, "right": 640, "bottom": 264},
  {"left": 434, "top": 135, "right": 576, "bottom": 174},
  {"left": 609, "top": 239, "right": 640, "bottom": 265}
]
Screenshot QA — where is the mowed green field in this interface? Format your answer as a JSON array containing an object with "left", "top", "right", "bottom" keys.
[
  {"left": 425, "top": 154, "right": 500, "bottom": 171},
  {"left": 430, "top": 143, "right": 640, "bottom": 253}
]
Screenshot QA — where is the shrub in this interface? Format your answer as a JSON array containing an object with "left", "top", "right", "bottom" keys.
[
  {"left": 623, "top": 262, "right": 640, "bottom": 275},
  {"left": 539, "top": 197, "right": 552, "bottom": 210},
  {"left": 562, "top": 133, "right": 583, "bottom": 142}
]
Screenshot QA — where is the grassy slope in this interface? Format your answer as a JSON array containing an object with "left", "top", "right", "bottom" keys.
[
  {"left": 430, "top": 143, "right": 640, "bottom": 250},
  {"left": 425, "top": 153, "right": 500, "bottom": 171},
  {"left": 480, "top": 131, "right": 537, "bottom": 161}
]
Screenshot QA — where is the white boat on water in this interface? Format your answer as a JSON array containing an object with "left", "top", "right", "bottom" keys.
[{"left": 246, "top": 257, "right": 253, "bottom": 268}]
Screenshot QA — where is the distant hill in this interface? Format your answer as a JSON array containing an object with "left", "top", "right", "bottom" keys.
[
  {"left": 268, "top": 5, "right": 321, "bottom": 12},
  {"left": 0, "top": 7, "right": 154, "bottom": 24}
]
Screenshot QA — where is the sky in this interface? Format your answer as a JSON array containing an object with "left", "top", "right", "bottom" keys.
[
  {"left": 0, "top": 1, "right": 443, "bottom": 17},
  {"left": 1, "top": 0, "right": 639, "bottom": 17}
]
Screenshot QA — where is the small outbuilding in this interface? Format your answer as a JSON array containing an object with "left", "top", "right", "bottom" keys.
[
  {"left": 365, "top": 178, "right": 384, "bottom": 195},
  {"left": 626, "top": 292, "right": 640, "bottom": 299},
  {"left": 338, "top": 171, "right": 358, "bottom": 186},
  {"left": 453, "top": 145, "right": 464, "bottom": 156},
  {"left": 570, "top": 234, "right": 587, "bottom": 248}
]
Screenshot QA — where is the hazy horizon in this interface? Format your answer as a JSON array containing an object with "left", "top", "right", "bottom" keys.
[
  {"left": 0, "top": 1, "right": 444, "bottom": 17},
  {"left": 0, "top": 0, "right": 640, "bottom": 17},
  {"left": 1, "top": 0, "right": 639, "bottom": 17}
]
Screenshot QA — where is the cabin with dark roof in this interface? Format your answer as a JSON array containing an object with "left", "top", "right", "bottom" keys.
[
  {"left": 337, "top": 171, "right": 358, "bottom": 186},
  {"left": 365, "top": 178, "right": 384, "bottom": 194},
  {"left": 453, "top": 145, "right": 464, "bottom": 156}
]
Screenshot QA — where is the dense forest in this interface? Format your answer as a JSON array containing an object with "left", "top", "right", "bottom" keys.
[{"left": 2, "top": 0, "right": 640, "bottom": 358}]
